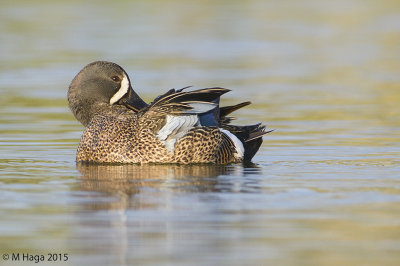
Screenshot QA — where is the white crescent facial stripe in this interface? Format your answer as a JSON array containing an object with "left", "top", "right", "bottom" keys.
[
  {"left": 219, "top": 128, "right": 244, "bottom": 159},
  {"left": 109, "top": 73, "right": 130, "bottom": 104}
]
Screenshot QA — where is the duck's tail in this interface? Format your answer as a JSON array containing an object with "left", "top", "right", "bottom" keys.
[
  {"left": 219, "top": 101, "right": 272, "bottom": 161},
  {"left": 222, "top": 123, "right": 273, "bottom": 161}
]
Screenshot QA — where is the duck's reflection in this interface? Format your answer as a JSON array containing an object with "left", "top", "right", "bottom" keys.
[
  {"left": 77, "top": 163, "right": 223, "bottom": 210},
  {"left": 78, "top": 163, "right": 227, "bottom": 191},
  {"left": 76, "top": 162, "right": 262, "bottom": 211}
]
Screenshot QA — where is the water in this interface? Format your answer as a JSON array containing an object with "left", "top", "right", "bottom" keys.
[{"left": 1, "top": 0, "right": 400, "bottom": 265}]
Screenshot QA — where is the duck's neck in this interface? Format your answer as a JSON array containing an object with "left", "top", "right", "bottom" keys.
[{"left": 68, "top": 98, "right": 102, "bottom": 127}]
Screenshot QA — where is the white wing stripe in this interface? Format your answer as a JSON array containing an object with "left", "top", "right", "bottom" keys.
[
  {"left": 157, "top": 115, "right": 199, "bottom": 153},
  {"left": 184, "top": 102, "right": 217, "bottom": 114},
  {"left": 219, "top": 128, "right": 244, "bottom": 159}
]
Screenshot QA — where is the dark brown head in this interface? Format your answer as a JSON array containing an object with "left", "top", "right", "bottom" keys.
[{"left": 68, "top": 61, "right": 147, "bottom": 126}]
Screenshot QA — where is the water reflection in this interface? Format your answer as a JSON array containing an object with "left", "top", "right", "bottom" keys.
[
  {"left": 77, "top": 163, "right": 226, "bottom": 192},
  {"left": 76, "top": 163, "right": 261, "bottom": 210}
]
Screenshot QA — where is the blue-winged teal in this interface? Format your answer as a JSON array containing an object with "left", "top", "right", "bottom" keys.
[{"left": 68, "top": 61, "right": 270, "bottom": 164}]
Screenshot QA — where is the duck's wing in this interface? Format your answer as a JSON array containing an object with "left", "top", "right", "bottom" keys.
[
  {"left": 147, "top": 87, "right": 229, "bottom": 115},
  {"left": 141, "top": 87, "right": 230, "bottom": 153},
  {"left": 141, "top": 87, "right": 271, "bottom": 162},
  {"left": 148, "top": 87, "right": 253, "bottom": 127},
  {"left": 150, "top": 86, "right": 192, "bottom": 103}
]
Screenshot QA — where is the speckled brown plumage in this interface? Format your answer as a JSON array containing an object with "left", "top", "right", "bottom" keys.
[
  {"left": 77, "top": 111, "right": 241, "bottom": 164},
  {"left": 68, "top": 61, "right": 270, "bottom": 165}
]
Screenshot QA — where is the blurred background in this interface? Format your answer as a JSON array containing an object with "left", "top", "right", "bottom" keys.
[{"left": 0, "top": 0, "right": 399, "bottom": 265}]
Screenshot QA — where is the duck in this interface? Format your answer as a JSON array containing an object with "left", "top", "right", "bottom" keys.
[{"left": 68, "top": 61, "right": 270, "bottom": 164}]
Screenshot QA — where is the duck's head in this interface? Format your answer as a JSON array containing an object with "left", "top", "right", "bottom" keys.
[{"left": 68, "top": 61, "right": 147, "bottom": 126}]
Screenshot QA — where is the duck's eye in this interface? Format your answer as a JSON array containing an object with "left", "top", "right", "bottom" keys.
[{"left": 111, "top": 76, "right": 121, "bottom": 82}]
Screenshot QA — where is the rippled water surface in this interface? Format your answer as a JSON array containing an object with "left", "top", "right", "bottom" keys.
[{"left": 1, "top": 0, "right": 400, "bottom": 265}]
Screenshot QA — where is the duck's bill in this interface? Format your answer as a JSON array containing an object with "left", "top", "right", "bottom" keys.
[{"left": 118, "top": 87, "right": 148, "bottom": 112}]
